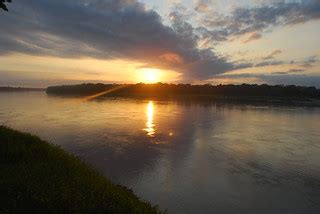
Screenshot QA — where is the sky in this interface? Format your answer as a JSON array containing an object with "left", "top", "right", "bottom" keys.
[{"left": 0, "top": 0, "right": 320, "bottom": 87}]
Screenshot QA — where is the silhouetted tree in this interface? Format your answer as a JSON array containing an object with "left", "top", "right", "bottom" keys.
[
  {"left": 0, "top": 0, "right": 11, "bottom": 12},
  {"left": 46, "top": 83, "right": 320, "bottom": 100}
]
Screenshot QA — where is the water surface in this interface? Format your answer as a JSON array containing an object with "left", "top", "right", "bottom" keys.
[{"left": 1, "top": 91, "right": 320, "bottom": 213}]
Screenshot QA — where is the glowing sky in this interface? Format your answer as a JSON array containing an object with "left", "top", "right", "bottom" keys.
[{"left": 0, "top": 0, "right": 319, "bottom": 87}]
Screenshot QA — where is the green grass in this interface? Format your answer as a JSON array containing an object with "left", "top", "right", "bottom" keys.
[{"left": 0, "top": 126, "right": 161, "bottom": 213}]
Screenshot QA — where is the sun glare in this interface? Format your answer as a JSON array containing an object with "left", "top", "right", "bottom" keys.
[
  {"left": 143, "top": 101, "right": 155, "bottom": 137},
  {"left": 139, "top": 68, "right": 161, "bottom": 83}
]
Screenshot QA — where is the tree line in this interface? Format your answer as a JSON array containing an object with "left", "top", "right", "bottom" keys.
[{"left": 46, "top": 83, "right": 320, "bottom": 99}]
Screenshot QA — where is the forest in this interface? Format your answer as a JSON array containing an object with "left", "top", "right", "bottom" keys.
[{"left": 46, "top": 83, "right": 320, "bottom": 99}]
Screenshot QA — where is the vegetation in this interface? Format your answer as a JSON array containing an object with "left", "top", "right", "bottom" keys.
[
  {"left": 0, "top": 126, "right": 161, "bottom": 213},
  {"left": 0, "top": 0, "right": 11, "bottom": 11},
  {"left": 47, "top": 84, "right": 117, "bottom": 96},
  {"left": 0, "top": 87, "right": 45, "bottom": 92},
  {"left": 46, "top": 83, "right": 320, "bottom": 99}
]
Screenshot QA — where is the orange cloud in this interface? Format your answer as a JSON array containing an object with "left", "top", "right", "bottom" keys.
[{"left": 159, "top": 53, "right": 184, "bottom": 65}]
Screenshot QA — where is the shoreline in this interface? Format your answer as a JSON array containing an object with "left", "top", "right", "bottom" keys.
[{"left": 0, "top": 126, "right": 161, "bottom": 213}]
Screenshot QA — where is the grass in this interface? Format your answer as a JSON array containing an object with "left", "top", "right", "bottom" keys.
[{"left": 0, "top": 126, "right": 161, "bottom": 213}]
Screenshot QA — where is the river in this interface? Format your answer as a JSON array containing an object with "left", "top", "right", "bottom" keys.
[{"left": 1, "top": 91, "right": 320, "bottom": 213}]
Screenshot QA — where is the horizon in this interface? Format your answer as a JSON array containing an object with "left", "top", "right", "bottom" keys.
[
  {"left": 1, "top": 81, "right": 320, "bottom": 90},
  {"left": 0, "top": 0, "right": 320, "bottom": 87}
]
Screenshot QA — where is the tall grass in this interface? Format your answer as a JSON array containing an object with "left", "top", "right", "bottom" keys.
[{"left": 0, "top": 126, "right": 161, "bottom": 213}]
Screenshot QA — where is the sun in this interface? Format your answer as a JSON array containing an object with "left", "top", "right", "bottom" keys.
[{"left": 138, "top": 68, "right": 161, "bottom": 83}]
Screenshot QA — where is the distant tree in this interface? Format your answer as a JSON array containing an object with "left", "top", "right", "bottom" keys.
[
  {"left": 0, "top": 0, "right": 11, "bottom": 12},
  {"left": 46, "top": 83, "right": 320, "bottom": 100}
]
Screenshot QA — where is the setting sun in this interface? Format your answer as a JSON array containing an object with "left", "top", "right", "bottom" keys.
[{"left": 138, "top": 68, "right": 161, "bottom": 83}]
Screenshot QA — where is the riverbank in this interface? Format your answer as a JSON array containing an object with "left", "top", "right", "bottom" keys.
[{"left": 0, "top": 126, "right": 160, "bottom": 213}]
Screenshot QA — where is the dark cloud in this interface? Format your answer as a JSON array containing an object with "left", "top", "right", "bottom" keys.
[
  {"left": 255, "top": 60, "right": 285, "bottom": 67},
  {"left": 263, "top": 49, "right": 282, "bottom": 60},
  {"left": 273, "top": 71, "right": 289, "bottom": 75},
  {"left": 287, "top": 68, "right": 305, "bottom": 73},
  {"left": 242, "top": 32, "right": 262, "bottom": 43},
  {"left": 198, "top": 0, "right": 320, "bottom": 42},
  {"left": 0, "top": 0, "right": 247, "bottom": 81},
  {"left": 301, "top": 55, "right": 319, "bottom": 67},
  {"left": 258, "top": 74, "right": 320, "bottom": 87},
  {"left": 255, "top": 55, "right": 319, "bottom": 68},
  {"left": 216, "top": 73, "right": 320, "bottom": 87},
  {"left": 273, "top": 69, "right": 304, "bottom": 75}
]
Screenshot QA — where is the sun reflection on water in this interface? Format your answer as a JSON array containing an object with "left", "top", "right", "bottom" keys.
[{"left": 143, "top": 101, "right": 155, "bottom": 137}]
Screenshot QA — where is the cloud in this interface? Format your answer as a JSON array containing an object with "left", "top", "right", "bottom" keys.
[
  {"left": 195, "top": 0, "right": 210, "bottom": 13},
  {"left": 197, "top": 0, "right": 320, "bottom": 42},
  {"left": 0, "top": 0, "right": 247, "bottom": 81},
  {"left": 255, "top": 55, "right": 319, "bottom": 68},
  {"left": 273, "top": 69, "right": 305, "bottom": 75},
  {"left": 1, "top": 0, "right": 318, "bottom": 84},
  {"left": 255, "top": 60, "right": 284, "bottom": 67},
  {"left": 263, "top": 49, "right": 282, "bottom": 60},
  {"left": 216, "top": 73, "right": 320, "bottom": 87},
  {"left": 301, "top": 55, "right": 319, "bottom": 67},
  {"left": 259, "top": 74, "right": 320, "bottom": 87},
  {"left": 242, "top": 32, "right": 262, "bottom": 43}
]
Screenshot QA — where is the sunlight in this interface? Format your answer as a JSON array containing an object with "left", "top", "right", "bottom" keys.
[
  {"left": 143, "top": 101, "right": 155, "bottom": 137},
  {"left": 138, "top": 68, "right": 161, "bottom": 83},
  {"left": 83, "top": 85, "right": 129, "bottom": 101}
]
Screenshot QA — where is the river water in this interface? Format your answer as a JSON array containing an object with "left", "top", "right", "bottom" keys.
[{"left": 1, "top": 91, "right": 320, "bottom": 213}]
